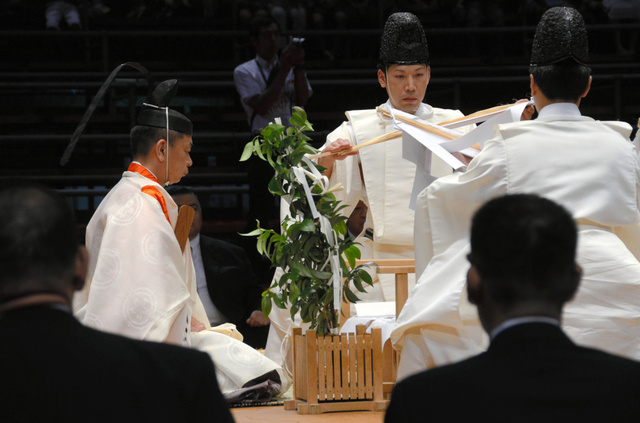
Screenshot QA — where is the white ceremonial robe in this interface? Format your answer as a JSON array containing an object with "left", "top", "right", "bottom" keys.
[
  {"left": 392, "top": 103, "right": 640, "bottom": 381},
  {"left": 73, "top": 169, "right": 289, "bottom": 394},
  {"left": 327, "top": 101, "right": 467, "bottom": 301}
]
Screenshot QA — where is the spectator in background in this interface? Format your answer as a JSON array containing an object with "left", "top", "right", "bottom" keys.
[
  {"left": 45, "top": 0, "right": 81, "bottom": 30},
  {"left": 270, "top": 0, "right": 307, "bottom": 31},
  {"left": 233, "top": 14, "right": 311, "bottom": 283},
  {"left": 171, "top": 187, "right": 271, "bottom": 349},
  {"left": 308, "top": 0, "right": 347, "bottom": 62}
]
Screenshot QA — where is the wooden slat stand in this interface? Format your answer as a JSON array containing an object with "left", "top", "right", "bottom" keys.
[
  {"left": 284, "top": 325, "right": 388, "bottom": 414},
  {"left": 352, "top": 259, "right": 415, "bottom": 398}
]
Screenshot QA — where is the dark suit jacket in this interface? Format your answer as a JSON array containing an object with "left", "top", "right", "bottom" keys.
[
  {"left": 0, "top": 305, "right": 235, "bottom": 423},
  {"left": 385, "top": 323, "right": 640, "bottom": 423},
  {"left": 199, "top": 235, "right": 269, "bottom": 348}
]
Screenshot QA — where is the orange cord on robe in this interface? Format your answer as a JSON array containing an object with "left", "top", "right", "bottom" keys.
[{"left": 127, "top": 162, "right": 171, "bottom": 224}]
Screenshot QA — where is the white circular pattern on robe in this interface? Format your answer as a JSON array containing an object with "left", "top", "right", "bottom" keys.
[
  {"left": 141, "top": 229, "right": 170, "bottom": 265},
  {"left": 83, "top": 315, "right": 104, "bottom": 331},
  {"left": 123, "top": 288, "right": 158, "bottom": 328},
  {"left": 111, "top": 195, "right": 143, "bottom": 226},
  {"left": 227, "top": 340, "right": 257, "bottom": 365},
  {"left": 113, "top": 188, "right": 135, "bottom": 206},
  {"left": 91, "top": 248, "right": 121, "bottom": 289}
]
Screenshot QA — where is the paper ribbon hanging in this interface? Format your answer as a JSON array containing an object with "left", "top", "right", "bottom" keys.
[
  {"left": 392, "top": 101, "right": 533, "bottom": 208},
  {"left": 290, "top": 157, "right": 344, "bottom": 332}
]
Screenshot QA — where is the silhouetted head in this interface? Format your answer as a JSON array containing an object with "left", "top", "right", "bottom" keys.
[
  {"left": 0, "top": 181, "right": 85, "bottom": 304},
  {"left": 467, "top": 194, "right": 580, "bottom": 327}
]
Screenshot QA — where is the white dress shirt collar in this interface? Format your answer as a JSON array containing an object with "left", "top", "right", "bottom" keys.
[
  {"left": 538, "top": 102, "right": 581, "bottom": 119},
  {"left": 490, "top": 316, "right": 560, "bottom": 341}
]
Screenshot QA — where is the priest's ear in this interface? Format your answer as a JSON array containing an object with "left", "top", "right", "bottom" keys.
[
  {"left": 153, "top": 139, "right": 168, "bottom": 162},
  {"left": 580, "top": 76, "right": 592, "bottom": 99},
  {"left": 466, "top": 265, "right": 483, "bottom": 306},
  {"left": 378, "top": 69, "right": 387, "bottom": 88}
]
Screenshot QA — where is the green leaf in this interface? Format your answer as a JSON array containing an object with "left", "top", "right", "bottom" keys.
[
  {"left": 353, "top": 277, "right": 365, "bottom": 293},
  {"left": 277, "top": 272, "right": 293, "bottom": 288},
  {"left": 333, "top": 220, "right": 347, "bottom": 236},
  {"left": 343, "top": 245, "right": 358, "bottom": 269},
  {"left": 322, "top": 291, "right": 333, "bottom": 306},
  {"left": 289, "top": 111, "right": 306, "bottom": 128},
  {"left": 289, "top": 304, "right": 299, "bottom": 320},
  {"left": 288, "top": 222, "right": 301, "bottom": 241},
  {"left": 273, "top": 292, "right": 285, "bottom": 309},
  {"left": 300, "top": 219, "right": 316, "bottom": 233},
  {"left": 310, "top": 268, "right": 334, "bottom": 280},
  {"left": 261, "top": 293, "right": 272, "bottom": 317},
  {"left": 289, "top": 281, "right": 301, "bottom": 302},
  {"left": 239, "top": 227, "right": 263, "bottom": 237},
  {"left": 253, "top": 139, "right": 266, "bottom": 161},
  {"left": 358, "top": 268, "right": 373, "bottom": 286},
  {"left": 344, "top": 286, "right": 360, "bottom": 303},
  {"left": 268, "top": 177, "right": 284, "bottom": 195},
  {"left": 239, "top": 141, "right": 254, "bottom": 162},
  {"left": 300, "top": 302, "right": 310, "bottom": 321}
]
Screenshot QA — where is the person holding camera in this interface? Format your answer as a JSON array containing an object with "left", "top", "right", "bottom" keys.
[{"left": 233, "top": 14, "right": 312, "bottom": 231}]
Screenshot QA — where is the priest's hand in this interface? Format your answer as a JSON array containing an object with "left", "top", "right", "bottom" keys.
[
  {"left": 518, "top": 99, "right": 536, "bottom": 121},
  {"left": 246, "top": 310, "right": 270, "bottom": 327},
  {"left": 318, "top": 138, "right": 356, "bottom": 178},
  {"left": 191, "top": 316, "right": 207, "bottom": 332}
]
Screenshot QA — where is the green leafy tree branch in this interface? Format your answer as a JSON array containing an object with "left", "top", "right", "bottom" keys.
[{"left": 240, "top": 107, "right": 373, "bottom": 335}]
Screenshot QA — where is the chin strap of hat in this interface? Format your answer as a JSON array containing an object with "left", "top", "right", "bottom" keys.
[
  {"left": 141, "top": 102, "right": 171, "bottom": 186},
  {"left": 60, "top": 62, "right": 154, "bottom": 166},
  {"left": 163, "top": 105, "right": 170, "bottom": 186}
]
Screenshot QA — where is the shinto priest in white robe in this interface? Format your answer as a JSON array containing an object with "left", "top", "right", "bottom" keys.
[
  {"left": 73, "top": 163, "right": 289, "bottom": 394},
  {"left": 392, "top": 102, "right": 640, "bottom": 381},
  {"left": 326, "top": 100, "right": 469, "bottom": 302}
]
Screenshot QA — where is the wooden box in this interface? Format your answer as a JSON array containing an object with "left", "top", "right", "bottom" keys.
[{"left": 284, "top": 324, "right": 388, "bottom": 414}]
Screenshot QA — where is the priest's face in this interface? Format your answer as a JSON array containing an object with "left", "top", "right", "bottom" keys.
[
  {"left": 378, "top": 64, "right": 430, "bottom": 114},
  {"left": 168, "top": 134, "right": 193, "bottom": 184}
]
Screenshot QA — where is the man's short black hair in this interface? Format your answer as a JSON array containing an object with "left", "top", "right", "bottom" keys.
[
  {"left": 0, "top": 181, "right": 78, "bottom": 297},
  {"left": 130, "top": 126, "right": 185, "bottom": 158},
  {"left": 529, "top": 60, "right": 591, "bottom": 102},
  {"left": 468, "top": 194, "right": 578, "bottom": 311},
  {"left": 249, "top": 15, "right": 279, "bottom": 39}
]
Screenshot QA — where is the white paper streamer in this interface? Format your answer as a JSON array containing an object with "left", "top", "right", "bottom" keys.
[
  {"left": 291, "top": 157, "right": 344, "bottom": 332},
  {"left": 396, "top": 101, "right": 533, "bottom": 208}
]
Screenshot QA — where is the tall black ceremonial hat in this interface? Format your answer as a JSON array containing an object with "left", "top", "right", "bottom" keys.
[
  {"left": 530, "top": 7, "right": 589, "bottom": 67},
  {"left": 60, "top": 63, "right": 192, "bottom": 166},
  {"left": 378, "top": 12, "right": 429, "bottom": 68},
  {"left": 137, "top": 79, "right": 193, "bottom": 136}
]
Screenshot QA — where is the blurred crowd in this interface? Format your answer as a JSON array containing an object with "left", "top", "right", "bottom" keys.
[{"left": 1, "top": 1, "right": 637, "bottom": 31}]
